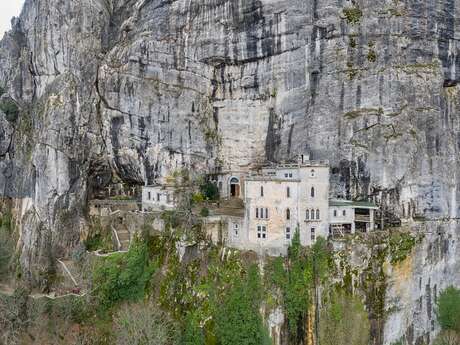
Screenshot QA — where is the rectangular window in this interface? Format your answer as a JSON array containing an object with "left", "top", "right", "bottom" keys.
[
  {"left": 311, "top": 228, "right": 316, "bottom": 241},
  {"left": 333, "top": 209, "right": 337, "bottom": 217},
  {"left": 157, "top": 193, "right": 160, "bottom": 201},
  {"left": 289, "top": 173, "right": 293, "bottom": 178},
  {"left": 256, "top": 208, "right": 259, "bottom": 219},
  {"left": 287, "top": 187, "right": 290, "bottom": 198},
  {"left": 260, "top": 186, "right": 264, "bottom": 197},
  {"left": 257, "top": 225, "right": 267, "bottom": 239},
  {"left": 234, "top": 223, "right": 239, "bottom": 237},
  {"left": 286, "top": 227, "right": 291, "bottom": 240},
  {"left": 343, "top": 210, "right": 346, "bottom": 216},
  {"left": 148, "top": 192, "right": 151, "bottom": 200},
  {"left": 265, "top": 208, "right": 269, "bottom": 219},
  {"left": 285, "top": 173, "right": 288, "bottom": 178}
]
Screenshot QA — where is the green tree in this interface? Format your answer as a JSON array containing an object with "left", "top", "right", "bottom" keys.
[
  {"left": 436, "top": 286, "right": 460, "bottom": 332},
  {"left": 92, "top": 239, "right": 156, "bottom": 311},
  {"left": 285, "top": 230, "right": 312, "bottom": 340},
  {"left": 214, "top": 265, "right": 271, "bottom": 345},
  {"left": 200, "top": 181, "right": 219, "bottom": 201}
]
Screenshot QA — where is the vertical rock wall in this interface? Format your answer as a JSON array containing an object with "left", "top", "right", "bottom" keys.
[{"left": 0, "top": 1, "right": 459, "bottom": 341}]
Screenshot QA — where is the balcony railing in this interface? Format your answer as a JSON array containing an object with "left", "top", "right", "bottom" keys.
[{"left": 355, "top": 214, "right": 370, "bottom": 222}]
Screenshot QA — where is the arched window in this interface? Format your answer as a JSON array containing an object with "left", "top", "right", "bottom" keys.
[
  {"left": 311, "top": 187, "right": 315, "bottom": 198},
  {"left": 261, "top": 186, "right": 264, "bottom": 197},
  {"left": 316, "top": 209, "right": 320, "bottom": 220},
  {"left": 306, "top": 209, "right": 310, "bottom": 220},
  {"left": 230, "top": 177, "right": 240, "bottom": 198},
  {"left": 333, "top": 209, "right": 337, "bottom": 217},
  {"left": 287, "top": 187, "right": 290, "bottom": 198},
  {"left": 286, "top": 208, "right": 291, "bottom": 220},
  {"left": 311, "top": 209, "right": 315, "bottom": 219}
]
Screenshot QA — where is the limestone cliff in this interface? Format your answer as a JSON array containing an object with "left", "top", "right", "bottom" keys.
[{"left": 0, "top": 0, "right": 460, "bottom": 344}]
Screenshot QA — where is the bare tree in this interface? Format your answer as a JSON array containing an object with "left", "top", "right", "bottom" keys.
[
  {"left": 113, "top": 302, "right": 178, "bottom": 345},
  {"left": 434, "top": 330, "right": 460, "bottom": 345}
]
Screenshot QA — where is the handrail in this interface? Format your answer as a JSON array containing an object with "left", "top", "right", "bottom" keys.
[
  {"left": 57, "top": 259, "right": 78, "bottom": 287},
  {"left": 111, "top": 225, "right": 122, "bottom": 251}
]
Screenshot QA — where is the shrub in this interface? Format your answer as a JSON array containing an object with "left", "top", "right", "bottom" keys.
[
  {"left": 191, "top": 193, "right": 205, "bottom": 204},
  {"left": 389, "top": 232, "right": 417, "bottom": 264},
  {"left": 436, "top": 286, "right": 460, "bottom": 332},
  {"left": 0, "top": 212, "right": 14, "bottom": 278},
  {"left": 113, "top": 302, "right": 179, "bottom": 345},
  {"left": 433, "top": 330, "right": 460, "bottom": 345},
  {"left": 367, "top": 49, "right": 377, "bottom": 62},
  {"left": 200, "top": 181, "right": 219, "bottom": 201},
  {"left": 92, "top": 239, "right": 157, "bottom": 311},
  {"left": 319, "top": 289, "right": 370, "bottom": 345},
  {"left": 214, "top": 265, "right": 271, "bottom": 345},
  {"left": 182, "top": 312, "right": 205, "bottom": 345},
  {"left": 84, "top": 219, "right": 114, "bottom": 252},
  {"left": 343, "top": 6, "right": 363, "bottom": 24},
  {"left": 0, "top": 98, "right": 19, "bottom": 123},
  {"left": 200, "top": 207, "right": 209, "bottom": 217}
]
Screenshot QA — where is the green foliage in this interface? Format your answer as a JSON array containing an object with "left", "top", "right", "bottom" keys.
[
  {"left": 285, "top": 237, "right": 312, "bottom": 338},
  {"left": 388, "top": 231, "right": 417, "bottom": 264},
  {"left": 182, "top": 312, "right": 205, "bottom": 345},
  {"left": 84, "top": 218, "right": 115, "bottom": 252},
  {"left": 191, "top": 192, "right": 205, "bottom": 204},
  {"left": 46, "top": 295, "right": 91, "bottom": 324},
  {"left": 200, "top": 207, "right": 210, "bottom": 217},
  {"left": 367, "top": 49, "right": 377, "bottom": 62},
  {"left": 214, "top": 265, "right": 271, "bottom": 345},
  {"left": 267, "top": 231, "right": 332, "bottom": 341},
  {"left": 311, "top": 237, "right": 331, "bottom": 283},
  {"left": 92, "top": 239, "right": 157, "bottom": 311},
  {"left": 436, "top": 286, "right": 460, "bottom": 332},
  {"left": 200, "top": 181, "right": 219, "bottom": 201},
  {"left": 343, "top": 6, "right": 363, "bottom": 24},
  {"left": 0, "top": 98, "right": 19, "bottom": 123},
  {"left": 319, "top": 289, "right": 370, "bottom": 345},
  {"left": 0, "top": 86, "right": 5, "bottom": 97},
  {"left": 350, "top": 36, "right": 357, "bottom": 48},
  {"left": 0, "top": 212, "right": 14, "bottom": 278}
]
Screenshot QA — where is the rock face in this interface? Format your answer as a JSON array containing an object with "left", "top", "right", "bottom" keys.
[{"left": 0, "top": 0, "right": 460, "bottom": 342}]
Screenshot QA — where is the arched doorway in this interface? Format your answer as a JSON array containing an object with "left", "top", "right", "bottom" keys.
[{"left": 229, "top": 177, "right": 240, "bottom": 198}]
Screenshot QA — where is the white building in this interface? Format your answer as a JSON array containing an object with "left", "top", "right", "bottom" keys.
[
  {"left": 225, "top": 159, "right": 330, "bottom": 255},
  {"left": 329, "top": 199, "right": 378, "bottom": 236},
  {"left": 141, "top": 185, "right": 176, "bottom": 211},
  {"left": 142, "top": 156, "right": 379, "bottom": 255}
]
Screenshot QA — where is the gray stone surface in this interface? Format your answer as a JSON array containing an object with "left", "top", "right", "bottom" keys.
[{"left": 0, "top": 0, "right": 460, "bottom": 343}]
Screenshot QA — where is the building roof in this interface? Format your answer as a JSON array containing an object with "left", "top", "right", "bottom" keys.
[
  {"left": 329, "top": 199, "right": 378, "bottom": 209},
  {"left": 245, "top": 176, "right": 302, "bottom": 182},
  {"left": 262, "top": 160, "right": 329, "bottom": 169}
]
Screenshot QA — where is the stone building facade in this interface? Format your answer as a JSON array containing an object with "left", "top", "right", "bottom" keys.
[
  {"left": 141, "top": 185, "right": 176, "bottom": 211},
  {"left": 141, "top": 157, "right": 378, "bottom": 255}
]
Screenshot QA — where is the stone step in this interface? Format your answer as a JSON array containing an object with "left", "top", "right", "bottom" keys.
[{"left": 117, "top": 231, "right": 130, "bottom": 241}]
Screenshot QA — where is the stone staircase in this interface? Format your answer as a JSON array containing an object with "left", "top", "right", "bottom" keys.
[
  {"left": 211, "top": 198, "right": 245, "bottom": 217},
  {"left": 112, "top": 224, "right": 131, "bottom": 251},
  {"left": 57, "top": 259, "right": 81, "bottom": 290}
]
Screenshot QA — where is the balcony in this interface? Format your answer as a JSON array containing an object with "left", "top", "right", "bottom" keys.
[{"left": 355, "top": 214, "right": 370, "bottom": 223}]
